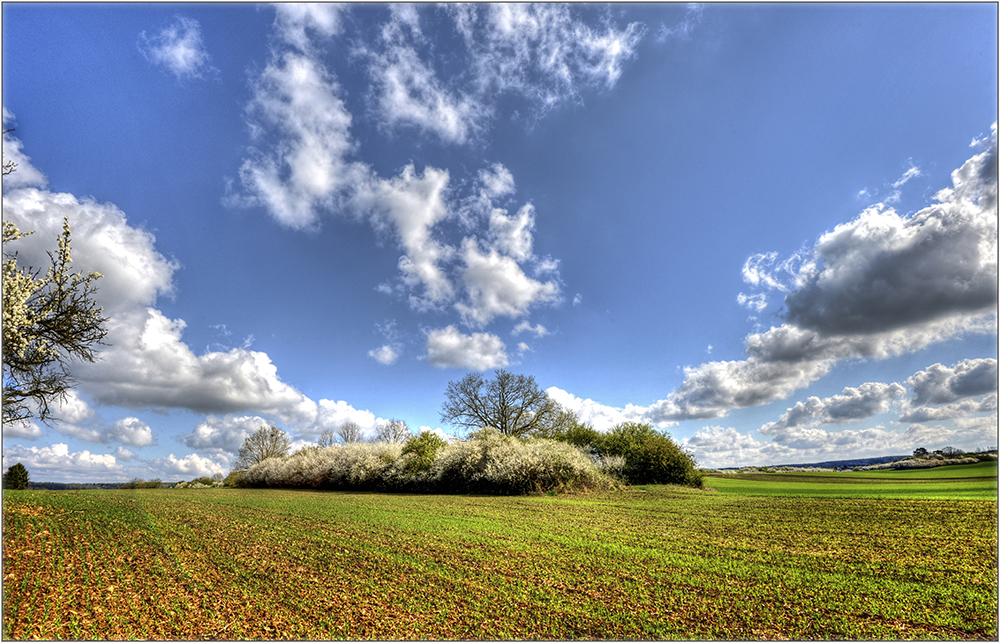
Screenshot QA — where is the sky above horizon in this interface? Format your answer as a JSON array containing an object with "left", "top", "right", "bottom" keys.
[{"left": 2, "top": 3, "right": 997, "bottom": 482}]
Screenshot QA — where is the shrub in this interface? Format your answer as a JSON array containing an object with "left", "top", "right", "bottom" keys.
[
  {"left": 223, "top": 471, "right": 246, "bottom": 487},
  {"left": 431, "top": 429, "right": 618, "bottom": 495},
  {"left": 597, "top": 422, "right": 703, "bottom": 488},
  {"left": 237, "top": 429, "right": 617, "bottom": 495},
  {"left": 400, "top": 431, "right": 448, "bottom": 473}
]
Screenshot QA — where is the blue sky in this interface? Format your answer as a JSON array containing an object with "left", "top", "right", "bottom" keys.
[{"left": 2, "top": 3, "right": 996, "bottom": 482}]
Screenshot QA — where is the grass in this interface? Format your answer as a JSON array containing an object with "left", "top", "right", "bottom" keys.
[
  {"left": 2, "top": 476, "right": 996, "bottom": 640},
  {"left": 705, "top": 461, "right": 998, "bottom": 500}
]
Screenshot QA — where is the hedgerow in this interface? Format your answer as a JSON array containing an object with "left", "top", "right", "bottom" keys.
[{"left": 238, "top": 430, "right": 619, "bottom": 495}]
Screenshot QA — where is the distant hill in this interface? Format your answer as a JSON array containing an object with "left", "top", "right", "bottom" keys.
[{"left": 718, "top": 455, "right": 908, "bottom": 471}]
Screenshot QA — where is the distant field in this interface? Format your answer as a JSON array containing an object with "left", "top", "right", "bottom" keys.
[
  {"left": 705, "top": 461, "right": 998, "bottom": 500},
  {"left": 3, "top": 477, "right": 996, "bottom": 640}
]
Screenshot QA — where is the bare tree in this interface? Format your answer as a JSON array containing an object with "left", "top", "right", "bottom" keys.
[
  {"left": 232, "top": 425, "right": 290, "bottom": 470},
  {"left": 374, "top": 419, "right": 411, "bottom": 444},
  {"left": 440, "top": 369, "right": 559, "bottom": 438},
  {"left": 317, "top": 429, "right": 337, "bottom": 448},
  {"left": 336, "top": 421, "right": 364, "bottom": 444}
]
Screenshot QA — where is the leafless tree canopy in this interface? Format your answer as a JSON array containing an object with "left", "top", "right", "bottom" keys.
[
  {"left": 440, "top": 369, "right": 559, "bottom": 438},
  {"left": 375, "top": 419, "right": 412, "bottom": 444},
  {"left": 336, "top": 421, "right": 365, "bottom": 444},
  {"left": 233, "top": 425, "right": 290, "bottom": 470}
]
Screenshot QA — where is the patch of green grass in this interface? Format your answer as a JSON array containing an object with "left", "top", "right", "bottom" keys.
[
  {"left": 706, "top": 462, "right": 997, "bottom": 500},
  {"left": 3, "top": 484, "right": 996, "bottom": 640}
]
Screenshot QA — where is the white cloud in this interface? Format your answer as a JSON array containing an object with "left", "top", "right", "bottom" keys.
[
  {"left": 455, "top": 4, "right": 645, "bottom": 112},
  {"left": 1, "top": 188, "right": 178, "bottom": 316},
  {"left": 49, "top": 390, "right": 96, "bottom": 425},
  {"left": 368, "top": 344, "right": 399, "bottom": 366},
  {"left": 367, "top": 41, "right": 484, "bottom": 145},
  {"left": 273, "top": 4, "right": 344, "bottom": 52},
  {"left": 107, "top": 417, "right": 156, "bottom": 447},
  {"left": 355, "top": 164, "right": 456, "bottom": 310},
  {"left": 892, "top": 163, "right": 922, "bottom": 189},
  {"left": 488, "top": 203, "right": 536, "bottom": 262},
  {"left": 138, "top": 16, "right": 216, "bottom": 80},
  {"left": 455, "top": 237, "right": 560, "bottom": 327},
  {"left": 761, "top": 382, "right": 907, "bottom": 435},
  {"left": 905, "top": 358, "right": 997, "bottom": 407},
  {"left": 649, "top": 127, "right": 998, "bottom": 423},
  {"left": 478, "top": 163, "right": 516, "bottom": 199},
  {"left": 657, "top": 4, "right": 705, "bottom": 42},
  {"left": 153, "top": 453, "right": 226, "bottom": 478},
  {"left": 180, "top": 414, "right": 270, "bottom": 463},
  {"left": 900, "top": 395, "right": 997, "bottom": 423},
  {"left": 240, "top": 50, "right": 368, "bottom": 230},
  {"left": 1, "top": 443, "right": 121, "bottom": 481},
  {"left": 423, "top": 325, "right": 508, "bottom": 370},
  {"left": 3, "top": 421, "right": 43, "bottom": 440},
  {"left": 114, "top": 446, "right": 138, "bottom": 461},
  {"left": 546, "top": 386, "right": 652, "bottom": 432},
  {"left": 1, "top": 114, "right": 47, "bottom": 190},
  {"left": 681, "top": 426, "right": 769, "bottom": 469},
  {"left": 512, "top": 321, "right": 549, "bottom": 338},
  {"left": 737, "top": 292, "right": 768, "bottom": 313}
]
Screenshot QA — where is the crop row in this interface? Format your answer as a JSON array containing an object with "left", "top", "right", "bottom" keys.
[{"left": 3, "top": 487, "right": 996, "bottom": 640}]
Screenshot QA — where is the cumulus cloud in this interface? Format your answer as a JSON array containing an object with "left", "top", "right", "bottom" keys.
[
  {"left": 138, "top": 16, "right": 216, "bottom": 80},
  {"left": 2, "top": 169, "right": 330, "bottom": 422},
  {"left": 423, "top": 325, "right": 508, "bottom": 370},
  {"left": 899, "top": 358, "right": 998, "bottom": 422},
  {"left": 905, "top": 358, "right": 997, "bottom": 407},
  {"left": 356, "top": 164, "right": 456, "bottom": 310},
  {"left": 3, "top": 421, "right": 43, "bottom": 440},
  {"left": 784, "top": 133, "right": 996, "bottom": 336},
  {"left": 455, "top": 237, "right": 561, "bottom": 327},
  {"left": 647, "top": 126, "right": 998, "bottom": 423},
  {"left": 368, "top": 345, "right": 399, "bottom": 365},
  {"left": 681, "top": 426, "right": 769, "bottom": 468},
  {"left": 546, "top": 386, "right": 652, "bottom": 431},
  {"left": 452, "top": 4, "right": 645, "bottom": 112},
  {"left": 180, "top": 415, "right": 270, "bottom": 463},
  {"left": 1, "top": 113, "right": 47, "bottom": 190},
  {"left": 1, "top": 443, "right": 121, "bottom": 481},
  {"left": 152, "top": 453, "right": 226, "bottom": 478},
  {"left": 684, "top": 418, "right": 997, "bottom": 469},
  {"left": 761, "top": 382, "right": 907, "bottom": 435},
  {"left": 107, "top": 417, "right": 156, "bottom": 447},
  {"left": 900, "top": 396, "right": 998, "bottom": 423},
  {"left": 114, "top": 446, "right": 138, "bottom": 461},
  {"left": 239, "top": 50, "right": 368, "bottom": 230},
  {"left": 273, "top": 3, "right": 344, "bottom": 52},
  {"left": 365, "top": 20, "right": 485, "bottom": 145},
  {"left": 360, "top": 5, "right": 644, "bottom": 142}
]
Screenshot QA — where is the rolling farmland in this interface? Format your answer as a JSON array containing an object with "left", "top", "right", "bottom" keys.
[{"left": 3, "top": 464, "right": 996, "bottom": 640}]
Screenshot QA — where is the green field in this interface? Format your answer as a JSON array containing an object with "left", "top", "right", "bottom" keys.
[
  {"left": 705, "top": 461, "right": 999, "bottom": 500},
  {"left": 3, "top": 470, "right": 996, "bottom": 640}
]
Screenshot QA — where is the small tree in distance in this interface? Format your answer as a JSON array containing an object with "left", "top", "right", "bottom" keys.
[
  {"left": 233, "top": 425, "right": 290, "bottom": 471},
  {"left": 440, "top": 369, "right": 560, "bottom": 438},
  {"left": 317, "top": 429, "right": 337, "bottom": 448},
  {"left": 336, "top": 421, "right": 364, "bottom": 444},
  {"left": 375, "top": 419, "right": 411, "bottom": 444},
  {"left": 3, "top": 462, "right": 29, "bottom": 489}
]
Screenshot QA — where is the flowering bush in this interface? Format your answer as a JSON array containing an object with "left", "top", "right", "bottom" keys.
[{"left": 238, "top": 430, "right": 617, "bottom": 494}]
